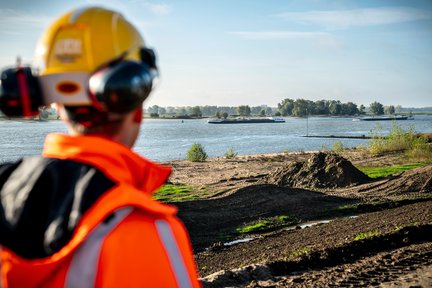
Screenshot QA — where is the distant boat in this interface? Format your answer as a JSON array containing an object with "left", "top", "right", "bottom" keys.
[
  {"left": 208, "top": 117, "right": 286, "bottom": 124},
  {"left": 353, "top": 115, "right": 414, "bottom": 121}
]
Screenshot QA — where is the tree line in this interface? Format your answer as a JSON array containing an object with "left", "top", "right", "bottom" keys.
[
  {"left": 276, "top": 99, "right": 401, "bottom": 117},
  {"left": 145, "top": 100, "right": 402, "bottom": 118},
  {"left": 145, "top": 105, "right": 275, "bottom": 118}
]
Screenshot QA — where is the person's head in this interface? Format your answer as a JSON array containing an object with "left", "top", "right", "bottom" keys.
[{"left": 36, "top": 7, "right": 158, "bottom": 146}]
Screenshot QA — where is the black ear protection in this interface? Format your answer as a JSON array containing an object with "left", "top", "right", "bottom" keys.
[
  {"left": 0, "top": 48, "right": 157, "bottom": 117},
  {"left": 0, "top": 66, "right": 43, "bottom": 117}
]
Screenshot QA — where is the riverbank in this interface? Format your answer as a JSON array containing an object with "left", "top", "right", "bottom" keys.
[{"left": 160, "top": 149, "right": 432, "bottom": 287}]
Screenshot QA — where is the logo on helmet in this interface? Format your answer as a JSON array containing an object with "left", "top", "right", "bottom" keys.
[{"left": 55, "top": 39, "right": 82, "bottom": 62}]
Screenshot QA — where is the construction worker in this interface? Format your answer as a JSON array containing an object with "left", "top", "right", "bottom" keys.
[{"left": 0, "top": 7, "right": 201, "bottom": 287}]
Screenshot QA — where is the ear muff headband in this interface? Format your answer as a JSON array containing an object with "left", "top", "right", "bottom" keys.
[{"left": 16, "top": 68, "right": 33, "bottom": 117}]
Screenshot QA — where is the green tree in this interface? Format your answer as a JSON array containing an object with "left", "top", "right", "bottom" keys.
[
  {"left": 395, "top": 105, "right": 402, "bottom": 114},
  {"left": 265, "top": 107, "right": 273, "bottom": 116},
  {"left": 370, "top": 101, "right": 384, "bottom": 115},
  {"left": 190, "top": 106, "right": 202, "bottom": 117},
  {"left": 292, "top": 99, "right": 308, "bottom": 117},
  {"left": 186, "top": 143, "right": 208, "bottom": 162},
  {"left": 314, "top": 100, "right": 329, "bottom": 115},
  {"left": 251, "top": 106, "right": 262, "bottom": 115},
  {"left": 343, "top": 102, "right": 358, "bottom": 115},
  {"left": 260, "top": 109, "right": 266, "bottom": 116},
  {"left": 329, "top": 100, "right": 341, "bottom": 115},
  {"left": 237, "top": 105, "right": 251, "bottom": 116},
  {"left": 277, "top": 98, "right": 294, "bottom": 116},
  {"left": 385, "top": 105, "right": 395, "bottom": 115},
  {"left": 359, "top": 104, "right": 366, "bottom": 115},
  {"left": 147, "top": 105, "right": 159, "bottom": 115},
  {"left": 158, "top": 107, "right": 166, "bottom": 116},
  {"left": 222, "top": 112, "right": 228, "bottom": 119},
  {"left": 179, "top": 108, "right": 187, "bottom": 116}
]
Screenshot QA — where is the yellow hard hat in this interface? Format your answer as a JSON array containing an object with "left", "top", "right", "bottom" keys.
[
  {"left": 35, "top": 7, "right": 145, "bottom": 75},
  {"left": 32, "top": 7, "right": 157, "bottom": 111}
]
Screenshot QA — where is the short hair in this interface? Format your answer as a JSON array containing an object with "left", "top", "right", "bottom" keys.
[{"left": 63, "top": 106, "right": 126, "bottom": 136}]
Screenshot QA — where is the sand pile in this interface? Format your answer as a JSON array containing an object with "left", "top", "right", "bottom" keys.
[{"left": 265, "top": 152, "right": 371, "bottom": 189}]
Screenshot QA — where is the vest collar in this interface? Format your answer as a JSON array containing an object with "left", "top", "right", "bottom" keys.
[{"left": 42, "top": 133, "right": 171, "bottom": 194}]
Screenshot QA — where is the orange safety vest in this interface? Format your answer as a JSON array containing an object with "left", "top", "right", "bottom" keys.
[{"left": 0, "top": 134, "right": 201, "bottom": 288}]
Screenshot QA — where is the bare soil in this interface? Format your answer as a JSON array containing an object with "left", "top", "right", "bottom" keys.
[{"left": 164, "top": 150, "right": 432, "bottom": 287}]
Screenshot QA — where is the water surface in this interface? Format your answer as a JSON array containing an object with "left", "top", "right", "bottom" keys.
[{"left": 1, "top": 116, "right": 431, "bottom": 163}]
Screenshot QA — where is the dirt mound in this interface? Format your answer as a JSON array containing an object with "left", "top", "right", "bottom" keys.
[
  {"left": 357, "top": 164, "right": 432, "bottom": 196},
  {"left": 264, "top": 152, "right": 370, "bottom": 189}
]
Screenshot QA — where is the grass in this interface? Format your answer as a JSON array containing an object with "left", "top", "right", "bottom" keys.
[
  {"left": 337, "top": 204, "right": 359, "bottom": 211},
  {"left": 236, "top": 220, "right": 269, "bottom": 233},
  {"left": 354, "top": 230, "right": 380, "bottom": 241},
  {"left": 153, "top": 184, "right": 201, "bottom": 202},
  {"left": 357, "top": 162, "right": 431, "bottom": 179},
  {"left": 236, "top": 215, "right": 296, "bottom": 234},
  {"left": 224, "top": 147, "right": 238, "bottom": 159},
  {"left": 291, "top": 246, "right": 311, "bottom": 257}
]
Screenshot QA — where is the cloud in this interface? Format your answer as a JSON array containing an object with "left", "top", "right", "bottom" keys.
[
  {"left": 130, "top": 1, "right": 172, "bottom": 15},
  {"left": 229, "top": 31, "right": 331, "bottom": 40},
  {"left": 274, "top": 7, "right": 432, "bottom": 29},
  {"left": 229, "top": 30, "right": 344, "bottom": 51},
  {"left": 0, "top": 9, "right": 51, "bottom": 37},
  {"left": 0, "top": 9, "right": 50, "bottom": 28}
]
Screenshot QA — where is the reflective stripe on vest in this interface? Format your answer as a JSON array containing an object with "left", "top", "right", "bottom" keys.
[
  {"left": 155, "top": 220, "right": 193, "bottom": 288},
  {"left": 65, "top": 207, "right": 133, "bottom": 288}
]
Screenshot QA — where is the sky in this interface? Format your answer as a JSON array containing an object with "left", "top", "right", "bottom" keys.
[{"left": 0, "top": 0, "right": 431, "bottom": 108}]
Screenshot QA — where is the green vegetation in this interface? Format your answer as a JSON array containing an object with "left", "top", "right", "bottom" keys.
[
  {"left": 237, "top": 105, "right": 251, "bottom": 116},
  {"left": 236, "top": 220, "right": 269, "bottom": 234},
  {"left": 337, "top": 204, "right": 359, "bottom": 212},
  {"left": 291, "top": 246, "right": 311, "bottom": 257},
  {"left": 332, "top": 140, "right": 344, "bottom": 153},
  {"left": 153, "top": 184, "right": 200, "bottom": 202},
  {"left": 354, "top": 231, "right": 380, "bottom": 241},
  {"left": 368, "top": 123, "right": 432, "bottom": 161},
  {"left": 358, "top": 163, "right": 431, "bottom": 179},
  {"left": 277, "top": 98, "right": 360, "bottom": 117},
  {"left": 236, "top": 215, "right": 295, "bottom": 234},
  {"left": 186, "top": 143, "right": 208, "bottom": 162},
  {"left": 277, "top": 215, "right": 291, "bottom": 222},
  {"left": 369, "top": 101, "right": 384, "bottom": 115},
  {"left": 224, "top": 147, "right": 238, "bottom": 159}
]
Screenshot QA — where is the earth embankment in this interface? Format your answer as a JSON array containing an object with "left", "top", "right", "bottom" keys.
[{"left": 166, "top": 151, "right": 432, "bottom": 287}]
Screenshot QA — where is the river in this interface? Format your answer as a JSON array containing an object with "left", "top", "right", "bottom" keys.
[{"left": 0, "top": 115, "right": 431, "bottom": 163}]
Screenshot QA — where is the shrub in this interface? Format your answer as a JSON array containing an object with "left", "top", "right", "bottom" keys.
[
  {"left": 224, "top": 147, "right": 238, "bottom": 159},
  {"left": 332, "top": 140, "right": 344, "bottom": 153},
  {"left": 368, "top": 123, "right": 432, "bottom": 161},
  {"left": 186, "top": 143, "right": 208, "bottom": 162}
]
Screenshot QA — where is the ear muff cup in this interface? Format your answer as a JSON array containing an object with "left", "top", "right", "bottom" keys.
[
  {"left": 0, "top": 67, "right": 43, "bottom": 117},
  {"left": 89, "top": 61, "right": 154, "bottom": 114}
]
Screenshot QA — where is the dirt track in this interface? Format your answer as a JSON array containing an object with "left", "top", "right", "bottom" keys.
[{"left": 164, "top": 150, "right": 432, "bottom": 287}]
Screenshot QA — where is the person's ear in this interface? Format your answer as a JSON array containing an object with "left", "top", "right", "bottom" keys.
[{"left": 133, "top": 106, "right": 143, "bottom": 124}]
